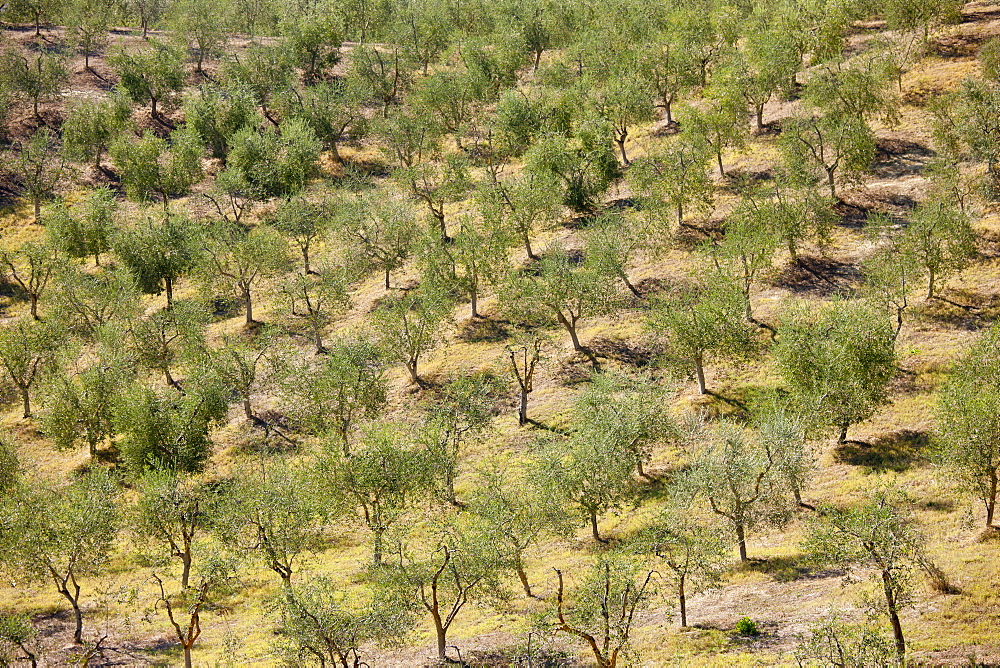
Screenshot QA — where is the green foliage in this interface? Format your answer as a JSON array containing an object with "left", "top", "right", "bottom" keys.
[
  {"left": 336, "top": 193, "right": 418, "bottom": 289},
  {"left": 780, "top": 112, "right": 875, "bottom": 199},
  {"left": 500, "top": 243, "right": 618, "bottom": 352},
  {"left": 65, "top": 0, "right": 114, "bottom": 70},
  {"left": 320, "top": 422, "right": 435, "bottom": 564},
  {"left": 169, "top": 0, "right": 225, "bottom": 72},
  {"left": 278, "top": 77, "right": 366, "bottom": 162},
  {"left": 0, "top": 470, "right": 119, "bottom": 644},
  {"left": 279, "top": 337, "right": 387, "bottom": 452},
  {"left": 221, "top": 119, "right": 322, "bottom": 201},
  {"left": 0, "top": 612, "right": 39, "bottom": 667},
  {"left": 44, "top": 187, "right": 117, "bottom": 265},
  {"left": 371, "top": 286, "right": 453, "bottom": 384},
  {"left": 50, "top": 265, "right": 142, "bottom": 339},
  {"left": 281, "top": 4, "right": 342, "bottom": 84},
  {"left": 0, "top": 317, "right": 64, "bottom": 418},
  {"left": 113, "top": 376, "right": 228, "bottom": 473},
  {"left": 61, "top": 92, "right": 132, "bottom": 169},
  {"left": 40, "top": 351, "right": 128, "bottom": 458},
  {"left": 774, "top": 300, "right": 896, "bottom": 443},
  {"left": 109, "top": 40, "right": 186, "bottom": 119},
  {"left": 899, "top": 199, "right": 977, "bottom": 299},
  {"left": 628, "top": 136, "right": 712, "bottom": 229},
  {"left": 646, "top": 273, "right": 755, "bottom": 394},
  {"left": 523, "top": 122, "right": 619, "bottom": 212},
  {"left": 14, "top": 127, "right": 64, "bottom": 222},
  {"left": 198, "top": 220, "right": 292, "bottom": 325},
  {"left": 679, "top": 421, "right": 791, "bottom": 562},
  {"left": 214, "top": 462, "right": 330, "bottom": 586},
  {"left": 113, "top": 211, "right": 201, "bottom": 304},
  {"left": 275, "top": 574, "right": 414, "bottom": 666},
  {"left": 183, "top": 85, "right": 260, "bottom": 160},
  {"left": 936, "top": 322, "right": 1000, "bottom": 527},
  {"left": 735, "top": 617, "right": 759, "bottom": 636},
  {"left": 109, "top": 126, "right": 204, "bottom": 203},
  {"left": 795, "top": 613, "right": 896, "bottom": 667},
  {"left": 551, "top": 555, "right": 657, "bottom": 668},
  {"left": 126, "top": 299, "right": 208, "bottom": 388}
]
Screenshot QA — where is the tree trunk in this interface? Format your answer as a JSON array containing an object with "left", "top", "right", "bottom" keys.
[
  {"left": 678, "top": 574, "right": 687, "bottom": 627},
  {"left": 302, "top": 246, "right": 311, "bottom": 275},
  {"left": 29, "top": 293, "right": 39, "bottom": 319},
  {"left": 515, "top": 559, "right": 533, "bottom": 597},
  {"left": 406, "top": 359, "right": 419, "bottom": 385},
  {"left": 151, "top": 97, "right": 158, "bottom": 121},
  {"left": 616, "top": 136, "right": 629, "bottom": 166},
  {"left": 181, "top": 548, "right": 192, "bottom": 589},
  {"left": 243, "top": 288, "right": 254, "bottom": 326},
  {"left": 694, "top": 354, "right": 707, "bottom": 395},
  {"left": 736, "top": 523, "right": 748, "bottom": 562},
  {"left": 589, "top": 509, "right": 605, "bottom": 543},
  {"left": 183, "top": 645, "right": 193, "bottom": 668},
  {"left": 33, "top": 197, "right": 40, "bottom": 223},
  {"left": 827, "top": 167, "right": 837, "bottom": 200},
  {"left": 557, "top": 312, "right": 583, "bottom": 351},
  {"left": 987, "top": 469, "right": 997, "bottom": 527},
  {"left": 717, "top": 150, "right": 725, "bottom": 178},
  {"left": 518, "top": 387, "right": 528, "bottom": 425},
  {"left": 926, "top": 269, "right": 935, "bottom": 301},
  {"left": 165, "top": 276, "right": 173, "bottom": 307},
  {"left": 755, "top": 105, "right": 764, "bottom": 131},
  {"left": 838, "top": 424, "right": 848, "bottom": 444},
  {"left": 165, "top": 367, "right": 180, "bottom": 390},
  {"left": 242, "top": 397, "right": 254, "bottom": 420},
  {"left": 373, "top": 529, "right": 384, "bottom": 566},
  {"left": 533, "top": 49, "right": 542, "bottom": 72},
  {"left": 524, "top": 233, "right": 536, "bottom": 261},
  {"left": 21, "top": 388, "right": 31, "bottom": 419},
  {"left": 384, "top": 267, "right": 391, "bottom": 290},
  {"left": 664, "top": 99, "right": 673, "bottom": 125},
  {"left": 882, "top": 569, "right": 906, "bottom": 662},
  {"left": 677, "top": 202, "right": 684, "bottom": 228},
  {"left": 314, "top": 326, "right": 324, "bottom": 355},
  {"left": 470, "top": 283, "right": 478, "bottom": 319}
]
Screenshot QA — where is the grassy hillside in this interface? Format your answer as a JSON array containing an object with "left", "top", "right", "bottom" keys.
[{"left": 2, "top": 2, "right": 1000, "bottom": 666}]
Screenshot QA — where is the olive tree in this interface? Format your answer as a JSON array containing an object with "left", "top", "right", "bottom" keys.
[
  {"left": 109, "top": 40, "right": 186, "bottom": 121},
  {"left": 803, "top": 488, "right": 924, "bottom": 663},
  {"left": 199, "top": 221, "right": 292, "bottom": 327},
  {"left": 61, "top": 94, "right": 132, "bottom": 171},
  {"left": 279, "top": 337, "right": 387, "bottom": 455},
  {"left": 337, "top": 194, "right": 418, "bottom": 290},
  {"left": 321, "top": 423, "right": 435, "bottom": 565},
  {"left": 0, "top": 241, "right": 57, "bottom": 319},
  {"left": 14, "top": 127, "right": 64, "bottom": 222},
  {"left": 0, "top": 317, "right": 63, "bottom": 418},
  {"left": 936, "top": 322, "right": 1000, "bottom": 529},
  {"left": 551, "top": 555, "right": 657, "bottom": 668},
  {"left": 113, "top": 211, "right": 202, "bottom": 306},
  {"left": 899, "top": 199, "right": 976, "bottom": 300},
  {"left": 0, "top": 471, "right": 119, "bottom": 645},
  {"left": 680, "top": 421, "right": 790, "bottom": 563},
  {"left": 646, "top": 274, "right": 755, "bottom": 395},
  {"left": 371, "top": 286, "right": 453, "bottom": 385},
  {"left": 45, "top": 187, "right": 118, "bottom": 266},
  {"left": 774, "top": 300, "right": 896, "bottom": 444}
]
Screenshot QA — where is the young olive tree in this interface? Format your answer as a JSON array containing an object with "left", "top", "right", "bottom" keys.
[
  {"left": 680, "top": 421, "right": 790, "bottom": 563},
  {"left": 371, "top": 286, "right": 453, "bottom": 385},
  {"left": 113, "top": 211, "right": 202, "bottom": 307},
  {"left": 321, "top": 423, "right": 434, "bottom": 565},
  {"left": 505, "top": 331, "right": 546, "bottom": 426},
  {"left": 41, "top": 354, "right": 128, "bottom": 459},
  {"left": 109, "top": 40, "right": 186, "bottom": 121},
  {"left": 45, "top": 188, "right": 118, "bottom": 266},
  {"left": 803, "top": 488, "right": 924, "bottom": 663},
  {"left": 646, "top": 274, "right": 755, "bottom": 395},
  {"left": 109, "top": 127, "right": 204, "bottom": 206},
  {"left": 279, "top": 337, "right": 387, "bottom": 455},
  {"left": 15, "top": 127, "right": 64, "bottom": 223},
  {"left": 386, "top": 513, "right": 512, "bottom": 663},
  {"left": 337, "top": 194, "right": 418, "bottom": 291},
  {"left": 61, "top": 94, "right": 132, "bottom": 172},
  {"left": 631, "top": 504, "right": 729, "bottom": 628},
  {"left": 551, "top": 555, "right": 657, "bottom": 668},
  {"left": 0, "top": 241, "right": 57, "bottom": 319},
  {"left": 275, "top": 575, "right": 414, "bottom": 667},
  {"left": 936, "top": 322, "right": 1000, "bottom": 529},
  {"left": 0, "top": 471, "right": 119, "bottom": 645},
  {"left": 127, "top": 299, "right": 208, "bottom": 389},
  {"left": 774, "top": 300, "right": 896, "bottom": 444},
  {"left": 900, "top": 199, "right": 977, "bottom": 300},
  {"left": 780, "top": 112, "right": 875, "bottom": 200},
  {"left": 0, "top": 317, "right": 63, "bottom": 418},
  {"left": 215, "top": 462, "right": 329, "bottom": 592},
  {"left": 199, "top": 221, "right": 292, "bottom": 327},
  {"left": 501, "top": 245, "right": 618, "bottom": 354}
]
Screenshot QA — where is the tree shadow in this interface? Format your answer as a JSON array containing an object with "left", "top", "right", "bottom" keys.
[
  {"left": 772, "top": 255, "right": 859, "bottom": 297},
  {"left": 833, "top": 429, "right": 930, "bottom": 473},
  {"left": 588, "top": 336, "right": 663, "bottom": 367},
  {"left": 872, "top": 137, "right": 936, "bottom": 179},
  {"left": 456, "top": 316, "right": 508, "bottom": 343}
]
